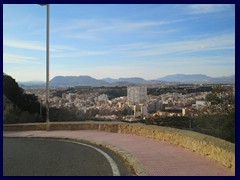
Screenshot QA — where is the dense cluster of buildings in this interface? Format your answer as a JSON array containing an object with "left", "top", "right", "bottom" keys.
[{"left": 24, "top": 84, "right": 226, "bottom": 121}]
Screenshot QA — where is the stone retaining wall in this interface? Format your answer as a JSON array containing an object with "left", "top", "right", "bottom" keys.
[{"left": 3, "top": 121, "right": 235, "bottom": 173}]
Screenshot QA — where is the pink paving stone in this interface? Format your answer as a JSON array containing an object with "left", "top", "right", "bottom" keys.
[{"left": 3, "top": 130, "right": 234, "bottom": 176}]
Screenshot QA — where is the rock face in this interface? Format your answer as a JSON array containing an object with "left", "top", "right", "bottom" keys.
[{"left": 4, "top": 121, "right": 235, "bottom": 173}]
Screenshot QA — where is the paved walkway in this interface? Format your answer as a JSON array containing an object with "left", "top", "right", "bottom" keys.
[{"left": 3, "top": 130, "right": 234, "bottom": 176}]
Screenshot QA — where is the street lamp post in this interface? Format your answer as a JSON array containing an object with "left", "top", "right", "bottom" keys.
[{"left": 40, "top": 4, "right": 50, "bottom": 131}]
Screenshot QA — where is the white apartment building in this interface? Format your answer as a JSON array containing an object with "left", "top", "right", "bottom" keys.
[{"left": 127, "top": 86, "right": 147, "bottom": 105}]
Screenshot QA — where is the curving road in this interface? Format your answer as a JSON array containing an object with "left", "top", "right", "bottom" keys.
[
  {"left": 3, "top": 130, "right": 234, "bottom": 176},
  {"left": 3, "top": 138, "right": 133, "bottom": 176}
]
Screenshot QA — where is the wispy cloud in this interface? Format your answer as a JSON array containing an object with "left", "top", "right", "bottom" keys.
[
  {"left": 140, "top": 55, "right": 234, "bottom": 67},
  {"left": 3, "top": 53, "right": 42, "bottom": 64},
  {"left": 4, "top": 39, "right": 46, "bottom": 51},
  {"left": 3, "top": 38, "right": 79, "bottom": 52},
  {"left": 56, "top": 19, "right": 165, "bottom": 33},
  {"left": 52, "top": 45, "right": 79, "bottom": 51},
  {"left": 52, "top": 33, "right": 234, "bottom": 59},
  {"left": 51, "top": 50, "right": 108, "bottom": 58},
  {"left": 187, "top": 4, "right": 231, "bottom": 14},
  {"left": 54, "top": 18, "right": 187, "bottom": 40},
  {"left": 92, "top": 20, "right": 164, "bottom": 32},
  {"left": 114, "top": 33, "right": 234, "bottom": 58}
]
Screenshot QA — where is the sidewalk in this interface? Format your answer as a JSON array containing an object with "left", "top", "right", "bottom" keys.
[{"left": 3, "top": 130, "right": 234, "bottom": 176}]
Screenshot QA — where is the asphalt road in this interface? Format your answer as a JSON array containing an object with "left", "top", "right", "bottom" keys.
[{"left": 3, "top": 137, "right": 134, "bottom": 176}]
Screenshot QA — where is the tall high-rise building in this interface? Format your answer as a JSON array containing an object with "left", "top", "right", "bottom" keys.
[
  {"left": 127, "top": 86, "right": 148, "bottom": 118},
  {"left": 127, "top": 86, "right": 147, "bottom": 105}
]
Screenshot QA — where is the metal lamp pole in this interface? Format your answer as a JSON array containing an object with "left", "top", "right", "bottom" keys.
[{"left": 39, "top": 4, "right": 50, "bottom": 131}]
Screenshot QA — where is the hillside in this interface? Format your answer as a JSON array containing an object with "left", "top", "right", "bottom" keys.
[{"left": 3, "top": 73, "right": 43, "bottom": 124}]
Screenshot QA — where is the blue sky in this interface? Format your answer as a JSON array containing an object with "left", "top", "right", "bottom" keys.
[{"left": 3, "top": 4, "right": 235, "bottom": 82}]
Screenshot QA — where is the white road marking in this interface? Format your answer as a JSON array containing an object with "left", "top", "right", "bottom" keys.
[{"left": 61, "top": 139, "right": 120, "bottom": 176}]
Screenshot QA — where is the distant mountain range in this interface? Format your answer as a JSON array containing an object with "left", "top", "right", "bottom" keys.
[
  {"left": 18, "top": 74, "right": 235, "bottom": 87},
  {"left": 18, "top": 80, "right": 45, "bottom": 88},
  {"left": 158, "top": 74, "right": 235, "bottom": 84},
  {"left": 101, "top": 77, "right": 153, "bottom": 85}
]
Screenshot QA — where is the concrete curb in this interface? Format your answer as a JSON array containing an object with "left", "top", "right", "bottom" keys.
[{"left": 3, "top": 135, "right": 148, "bottom": 176}]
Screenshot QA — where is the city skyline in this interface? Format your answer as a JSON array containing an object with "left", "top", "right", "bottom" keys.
[{"left": 3, "top": 4, "right": 235, "bottom": 82}]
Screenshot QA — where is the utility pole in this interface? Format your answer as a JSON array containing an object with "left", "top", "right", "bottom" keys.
[
  {"left": 39, "top": 4, "right": 50, "bottom": 131},
  {"left": 46, "top": 4, "right": 50, "bottom": 131}
]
